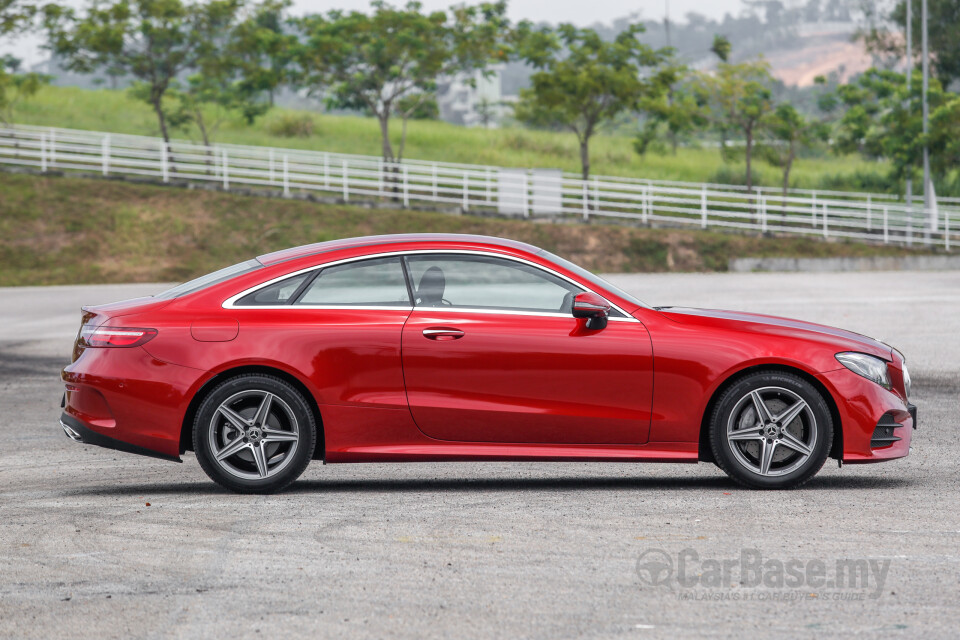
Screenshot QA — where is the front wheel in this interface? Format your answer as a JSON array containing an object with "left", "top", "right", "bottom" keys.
[
  {"left": 709, "top": 371, "right": 833, "bottom": 489},
  {"left": 193, "top": 374, "right": 317, "bottom": 494}
]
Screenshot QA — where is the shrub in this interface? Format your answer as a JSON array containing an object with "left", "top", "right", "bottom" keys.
[{"left": 266, "top": 113, "right": 316, "bottom": 138}]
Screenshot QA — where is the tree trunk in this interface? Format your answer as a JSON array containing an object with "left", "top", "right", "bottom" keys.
[
  {"left": 153, "top": 98, "right": 171, "bottom": 144},
  {"left": 195, "top": 108, "right": 211, "bottom": 148},
  {"left": 579, "top": 136, "right": 590, "bottom": 182},
  {"left": 378, "top": 113, "right": 394, "bottom": 162},
  {"left": 782, "top": 144, "right": 795, "bottom": 199},
  {"left": 744, "top": 124, "right": 753, "bottom": 191},
  {"left": 398, "top": 115, "right": 409, "bottom": 163}
]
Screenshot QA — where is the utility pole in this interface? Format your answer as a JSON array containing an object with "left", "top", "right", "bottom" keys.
[
  {"left": 664, "top": 0, "right": 671, "bottom": 48},
  {"left": 905, "top": 0, "right": 912, "bottom": 211},
  {"left": 922, "top": 0, "right": 934, "bottom": 234}
]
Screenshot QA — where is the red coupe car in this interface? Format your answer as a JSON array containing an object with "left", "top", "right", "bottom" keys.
[{"left": 60, "top": 234, "right": 916, "bottom": 493}]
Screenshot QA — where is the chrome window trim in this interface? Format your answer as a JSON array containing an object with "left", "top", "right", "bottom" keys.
[{"left": 222, "top": 249, "right": 640, "bottom": 322}]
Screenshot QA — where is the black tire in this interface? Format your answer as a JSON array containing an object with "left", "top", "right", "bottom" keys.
[
  {"left": 193, "top": 374, "right": 317, "bottom": 494},
  {"left": 709, "top": 371, "right": 833, "bottom": 489}
]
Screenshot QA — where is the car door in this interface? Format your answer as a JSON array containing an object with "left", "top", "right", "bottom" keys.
[{"left": 400, "top": 253, "right": 654, "bottom": 445}]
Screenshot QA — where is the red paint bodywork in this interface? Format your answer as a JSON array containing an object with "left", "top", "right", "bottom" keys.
[{"left": 61, "top": 234, "right": 914, "bottom": 467}]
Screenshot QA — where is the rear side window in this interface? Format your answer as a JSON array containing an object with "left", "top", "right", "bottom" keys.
[
  {"left": 296, "top": 257, "right": 410, "bottom": 306},
  {"left": 234, "top": 273, "right": 310, "bottom": 306}
]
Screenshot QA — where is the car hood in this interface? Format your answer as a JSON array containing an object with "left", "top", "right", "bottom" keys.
[{"left": 654, "top": 307, "right": 894, "bottom": 360}]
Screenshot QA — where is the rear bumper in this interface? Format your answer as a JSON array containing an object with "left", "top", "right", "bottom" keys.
[{"left": 59, "top": 412, "right": 181, "bottom": 463}]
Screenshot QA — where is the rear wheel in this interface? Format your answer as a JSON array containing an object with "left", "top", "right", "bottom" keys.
[
  {"left": 709, "top": 371, "right": 832, "bottom": 489},
  {"left": 193, "top": 374, "right": 317, "bottom": 494}
]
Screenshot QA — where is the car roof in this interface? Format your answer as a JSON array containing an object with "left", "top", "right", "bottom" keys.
[{"left": 256, "top": 234, "right": 543, "bottom": 266}]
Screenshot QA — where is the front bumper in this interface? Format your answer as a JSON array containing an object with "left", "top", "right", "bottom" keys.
[{"left": 817, "top": 368, "right": 915, "bottom": 463}]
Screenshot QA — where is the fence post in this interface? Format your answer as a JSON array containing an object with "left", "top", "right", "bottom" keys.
[
  {"left": 378, "top": 157, "right": 384, "bottom": 196},
  {"left": 160, "top": 141, "right": 169, "bottom": 183},
  {"left": 342, "top": 160, "right": 349, "bottom": 201},
  {"left": 462, "top": 171, "right": 469, "bottom": 212},
  {"left": 49, "top": 128, "right": 56, "bottom": 166},
  {"left": 102, "top": 134, "right": 110, "bottom": 176},
  {"left": 866, "top": 194, "right": 872, "bottom": 231},
  {"left": 701, "top": 184, "right": 707, "bottom": 229},
  {"left": 822, "top": 203, "right": 828, "bottom": 238},
  {"left": 282, "top": 154, "right": 290, "bottom": 197},
  {"left": 641, "top": 186, "right": 648, "bottom": 224},
  {"left": 522, "top": 173, "right": 529, "bottom": 218},
  {"left": 883, "top": 206, "right": 889, "bottom": 244},
  {"left": 324, "top": 153, "right": 329, "bottom": 189},
  {"left": 39, "top": 133, "right": 47, "bottom": 173},
  {"left": 761, "top": 196, "right": 767, "bottom": 233},
  {"left": 432, "top": 163, "right": 438, "bottom": 199},
  {"left": 403, "top": 165, "right": 409, "bottom": 208},
  {"left": 582, "top": 181, "right": 589, "bottom": 221},
  {"left": 486, "top": 168, "right": 492, "bottom": 204},
  {"left": 907, "top": 205, "right": 914, "bottom": 247},
  {"left": 946, "top": 209, "right": 951, "bottom": 251},
  {"left": 269, "top": 149, "right": 275, "bottom": 185},
  {"left": 592, "top": 175, "right": 599, "bottom": 211},
  {"left": 811, "top": 191, "right": 817, "bottom": 227},
  {"left": 222, "top": 149, "right": 229, "bottom": 190}
]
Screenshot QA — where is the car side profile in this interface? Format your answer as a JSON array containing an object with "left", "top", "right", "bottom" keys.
[{"left": 60, "top": 233, "right": 916, "bottom": 493}]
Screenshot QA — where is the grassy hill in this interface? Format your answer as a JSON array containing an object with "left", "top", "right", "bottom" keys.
[
  {"left": 0, "top": 171, "right": 925, "bottom": 287},
  {"left": 8, "top": 85, "right": 888, "bottom": 191}
]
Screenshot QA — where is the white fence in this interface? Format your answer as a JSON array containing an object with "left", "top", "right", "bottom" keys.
[{"left": 0, "top": 124, "right": 955, "bottom": 249}]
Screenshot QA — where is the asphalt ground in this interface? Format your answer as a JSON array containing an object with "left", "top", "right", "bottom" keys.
[{"left": 1, "top": 272, "right": 958, "bottom": 639}]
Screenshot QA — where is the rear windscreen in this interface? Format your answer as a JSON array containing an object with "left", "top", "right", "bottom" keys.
[{"left": 155, "top": 259, "right": 263, "bottom": 300}]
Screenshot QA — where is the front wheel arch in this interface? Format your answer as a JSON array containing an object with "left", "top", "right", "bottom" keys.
[
  {"left": 697, "top": 364, "right": 842, "bottom": 464},
  {"left": 180, "top": 365, "right": 324, "bottom": 461}
]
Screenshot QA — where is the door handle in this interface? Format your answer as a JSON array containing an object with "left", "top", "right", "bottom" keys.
[{"left": 422, "top": 327, "right": 465, "bottom": 341}]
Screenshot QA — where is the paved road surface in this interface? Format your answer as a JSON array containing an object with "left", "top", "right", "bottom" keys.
[{"left": 1, "top": 272, "right": 958, "bottom": 639}]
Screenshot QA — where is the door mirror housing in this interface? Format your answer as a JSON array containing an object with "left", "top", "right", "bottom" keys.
[{"left": 572, "top": 292, "right": 611, "bottom": 330}]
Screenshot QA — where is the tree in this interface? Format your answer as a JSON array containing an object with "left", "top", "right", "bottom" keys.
[
  {"left": 514, "top": 23, "right": 668, "bottom": 180},
  {"left": 0, "top": 54, "right": 50, "bottom": 124},
  {"left": 47, "top": 0, "right": 244, "bottom": 144},
  {"left": 704, "top": 58, "right": 774, "bottom": 190},
  {"left": 862, "top": 0, "right": 960, "bottom": 87},
  {"left": 828, "top": 68, "right": 952, "bottom": 189},
  {"left": 634, "top": 61, "right": 709, "bottom": 156},
  {"left": 296, "top": 1, "right": 509, "bottom": 163},
  {"left": 761, "top": 102, "right": 827, "bottom": 197},
  {"left": 228, "top": 0, "right": 295, "bottom": 108}
]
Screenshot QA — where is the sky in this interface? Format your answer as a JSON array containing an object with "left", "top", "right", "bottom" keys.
[{"left": 2, "top": 0, "right": 747, "bottom": 66}]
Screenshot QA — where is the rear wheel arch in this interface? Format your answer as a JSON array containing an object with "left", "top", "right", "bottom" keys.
[
  {"left": 697, "top": 363, "right": 842, "bottom": 464},
  {"left": 180, "top": 365, "right": 324, "bottom": 460}
]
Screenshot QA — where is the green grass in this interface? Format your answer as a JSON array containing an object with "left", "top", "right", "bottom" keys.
[
  {"left": 0, "top": 171, "right": 931, "bottom": 287},
  {"left": 8, "top": 85, "right": 889, "bottom": 191}
]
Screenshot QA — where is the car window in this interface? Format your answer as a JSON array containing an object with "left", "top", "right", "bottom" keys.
[
  {"left": 296, "top": 257, "right": 410, "bottom": 306},
  {"left": 234, "top": 273, "right": 310, "bottom": 306},
  {"left": 404, "top": 254, "right": 582, "bottom": 314},
  {"left": 156, "top": 259, "right": 262, "bottom": 300}
]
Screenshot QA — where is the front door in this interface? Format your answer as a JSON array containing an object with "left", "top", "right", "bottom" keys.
[{"left": 400, "top": 253, "right": 653, "bottom": 444}]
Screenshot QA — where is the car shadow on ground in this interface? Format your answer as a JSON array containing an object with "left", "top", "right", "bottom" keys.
[{"left": 64, "top": 473, "right": 912, "bottom": 497}]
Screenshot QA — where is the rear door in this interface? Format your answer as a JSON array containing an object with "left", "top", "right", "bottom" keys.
[{"left": 400, "top": 253, "right": 653, "bottom": 444}]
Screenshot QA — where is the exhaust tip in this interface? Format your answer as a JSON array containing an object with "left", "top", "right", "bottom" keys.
[{"left": 60, "top": 419, "right": 83, "bottom": 443}]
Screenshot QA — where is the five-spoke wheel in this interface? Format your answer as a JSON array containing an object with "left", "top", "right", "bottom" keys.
[
  {"left": 194, "top": 374, "right": 317, "bottom": 493},
  {"left": 710, "top": 372, "right": 832, "bottom": 489}
]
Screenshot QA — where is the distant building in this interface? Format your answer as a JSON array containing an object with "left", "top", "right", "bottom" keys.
[{"left": 436, "top": 67, "right": 508, "bottom": 129}]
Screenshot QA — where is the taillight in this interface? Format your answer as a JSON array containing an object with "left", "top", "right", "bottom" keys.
[{"left": 79, "top": 326, "right": 157, "bottom": 348}]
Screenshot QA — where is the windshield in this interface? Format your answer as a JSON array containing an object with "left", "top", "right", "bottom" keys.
[
  {"left": 538, "top": 250, "right": 649, "bottom": 309},
  {"left": 155, "top": 259, "right": 262, "bottom": 300}
]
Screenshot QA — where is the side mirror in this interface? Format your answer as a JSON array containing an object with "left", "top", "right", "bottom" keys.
[{"left": 572, "top": 292, "right": 611, "bottom": 330}]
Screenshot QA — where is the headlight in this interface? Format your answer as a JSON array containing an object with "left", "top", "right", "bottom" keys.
[
  {"left": 836, "top": 352, "right": 891, "bottom": 390},
  {"left": 902, "top": 362, "right": 911, "bottom": 398}
]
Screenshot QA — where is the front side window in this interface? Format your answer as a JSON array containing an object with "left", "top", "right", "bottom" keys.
[
  {"left": 405, "top": 254, "right": 581, "bottom": 313},
  {"left": 296, "top": 256, "right": 410, "bottom": 306}
]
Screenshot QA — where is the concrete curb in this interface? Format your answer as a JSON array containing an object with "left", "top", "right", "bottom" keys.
[{"left": 729, "top": 255, "right": 960, "bottom": 272}]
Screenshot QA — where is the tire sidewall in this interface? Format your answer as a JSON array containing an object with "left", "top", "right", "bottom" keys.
[
  {"left": 193, "top": 374, "right": 317, "bottom": 494},
  {"left": 711, "top": 372, "right": 833, "bottom": 489}
]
